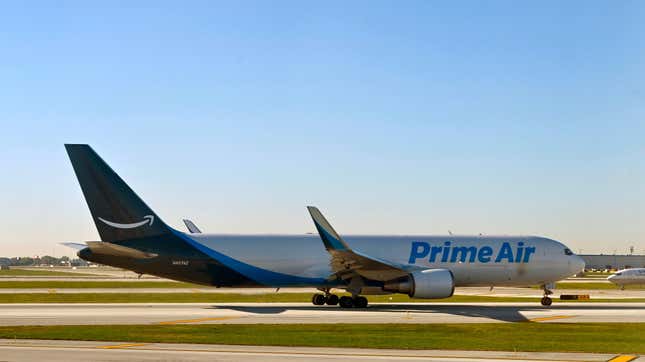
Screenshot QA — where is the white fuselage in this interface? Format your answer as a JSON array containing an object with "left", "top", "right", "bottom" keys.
[
  {"left": 608, "top": 268, "right": 645, "bottom": 286},
  {"left": 189, "top": 233, "right": 585, "bottom": 287}
]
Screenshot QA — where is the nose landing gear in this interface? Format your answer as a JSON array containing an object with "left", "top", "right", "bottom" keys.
[
  {"left": 540, "top": 296, "right": 552, "bottom": 306},
  {"left": 541, "top": 284, "right": 554, "bottom": 306}
]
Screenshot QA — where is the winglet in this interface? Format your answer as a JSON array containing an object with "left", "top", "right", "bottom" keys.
[{"left": 307, "top": 206, "right": 350, "bottom": 251}]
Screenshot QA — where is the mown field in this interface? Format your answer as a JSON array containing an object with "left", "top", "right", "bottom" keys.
[
  {"left": 554, "top": 282, "right": 644, "bottom": 290},
  {"left": 0, "top": 269, "right": 98, "bottom": 277},
  {"left": 0, "top": 323, "right": 642, "bottom": 353}
]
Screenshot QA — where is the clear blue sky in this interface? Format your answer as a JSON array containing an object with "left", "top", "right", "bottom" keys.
[{"left": 1, "top": 1, "right": 644, "bottom": 256}]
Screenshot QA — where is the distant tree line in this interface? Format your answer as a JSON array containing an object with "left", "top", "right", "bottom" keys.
[{"left": 0, "top": 256, "right": 88, "bottom": 267}]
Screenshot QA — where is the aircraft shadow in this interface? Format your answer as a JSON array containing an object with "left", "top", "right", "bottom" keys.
[
  {"left": 206, "top": 303, "right": 645, "bottom": 323},
  {"left": 208, "top": 304, "right": 530, "bottom": 322}
]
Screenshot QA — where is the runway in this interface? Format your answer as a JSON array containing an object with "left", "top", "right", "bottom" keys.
[
  {"left": 0, "top": 339, "right": 636, "bottom": 362},
  {"left": 1, "top": 302, "right": 643, "bottom": 325}
]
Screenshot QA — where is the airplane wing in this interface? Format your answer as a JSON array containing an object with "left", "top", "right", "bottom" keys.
[
  {"left": 307, "top": 206, "right": 416, "bottom": 281},
  {"left": 182, "top": 219, "right": 202, "bottom": 233}
]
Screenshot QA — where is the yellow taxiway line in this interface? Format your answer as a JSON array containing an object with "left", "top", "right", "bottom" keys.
[
  {"left": 528, "top": 315, "right": 575, "bottom": 322},
  {"left": 607, "top": 355, "right": 638, "bottom": 362},
  {"left": 96, "top": 343, "right": 149, "bottom": 349}
]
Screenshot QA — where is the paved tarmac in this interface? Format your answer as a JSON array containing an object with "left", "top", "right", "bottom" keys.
[
  {"left": 0, "top": 339, "right": 638, "bottom": 362},
  {"left": 0, "top": 302, "right": 643, "bottom": 326}
]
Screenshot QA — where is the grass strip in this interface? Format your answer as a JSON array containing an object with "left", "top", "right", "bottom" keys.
[
  {"left": 0, "top": 269, "right": 98, "bottom": 277},
  {"left": 554, "top": 283, "right": 644, "bottom": 290},
  {"left": 0, "top": 323, "right": 642, "bottom": 353},
  {"left": 0, "top": 281, "right": 197, "bottom": 288},
  {"left": 0, "top": 293, "right": 643, "bottom": 303},
  {"left": 580, "top": 272, "right": 613, "bottom": 276}
]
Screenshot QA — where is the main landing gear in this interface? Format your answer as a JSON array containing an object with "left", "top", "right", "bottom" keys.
[
  {"left": 311, "top": 292, "right": 338, "bottom": 306},
  {"left": 311, "top": 292, "right": 368, "bottom": 308},
  {"left": 339, "top": 295, "right": 368, "bottom": 308},
  {"left": 541, "top": 284, "right": 553, "bottom": 306}
]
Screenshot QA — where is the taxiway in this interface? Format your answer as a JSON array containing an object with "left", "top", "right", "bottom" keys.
[
  {"left": 0, "top": 339, "right": 638, "bottom": 362},
  {"left": 0, "top": 302, "right": 643, "bottom": 326}
]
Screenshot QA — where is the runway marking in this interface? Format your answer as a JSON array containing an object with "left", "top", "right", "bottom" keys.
[
  {"left": 608, "top": 355, "right": 638, "bottom": 362},
  {"left": 97, "top": 343, "right": 149, "bottom": 349},
  {"left": 157, "top": 316, "right": 239, "bottom": 325},
  {"left": 528, "top": 315, "right": 575, "bottom": 322}
]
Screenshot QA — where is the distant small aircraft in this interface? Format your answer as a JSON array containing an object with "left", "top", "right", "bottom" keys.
[{"left": 607, "top": 268, "right": 645, "bottom": 290}]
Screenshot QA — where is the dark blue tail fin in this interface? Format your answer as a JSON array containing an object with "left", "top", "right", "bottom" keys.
[{"left": 65, "top": 144, "right": 171, "bottom": 242}]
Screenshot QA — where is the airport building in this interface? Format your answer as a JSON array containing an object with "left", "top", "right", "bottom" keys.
[{"left": 580, "top": 254, "right": 645, "bottom": 270}]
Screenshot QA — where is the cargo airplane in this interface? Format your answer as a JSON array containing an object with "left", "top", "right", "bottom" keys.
[
  {"left": 608, "top": 268, "right": 645, "bottom": 289},
  {"left": 63, "top": 144, "right": 585, "bottom": 307}
]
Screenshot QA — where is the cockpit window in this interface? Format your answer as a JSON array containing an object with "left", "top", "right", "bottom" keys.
[
  {"left": 615, "top": 272, "right": 622, "bottom": 276},
  {"left": 564, "top": 248, "right": 573, "bottom": 256}
]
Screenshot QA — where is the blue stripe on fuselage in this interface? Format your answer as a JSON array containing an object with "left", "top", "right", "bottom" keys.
[{"left": 173, "top": 229, "right": 332, "bottom": 287}]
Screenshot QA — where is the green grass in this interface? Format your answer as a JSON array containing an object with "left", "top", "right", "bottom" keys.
[
  {"left": 0, "top": 324, "right": 642, "bottom": 353},
  {"left": 0, "top": 269, "right": 97, "bottom": 277},
  {"left": 574, "top": 274, "right": 612, "bottom": 278},
  {"left": 0, "top": 292, "right": 643, "bottom": 303},
  {"left": 0, "top": 281, "right": 197, "bottom": 288},
  {"left": 581, "top": 271, "right": 613, "bottom": 276},
  {"left": 554, "top": 282, "right": 644, "bottom": 290}
]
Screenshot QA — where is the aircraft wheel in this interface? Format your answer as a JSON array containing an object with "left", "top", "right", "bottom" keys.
[
  {"left": 312, "top": 294, "right": 327, "bottom": 306},
  {"left": 353, "top": 296, "right": 368, "bottom": 308},
  {"left": 540, "top": 296, "right": 552, "bottom": 306},
  {"left": 339, "top": 296, "right": 354, "bottom": 308},
  {"left": 326, "top": 294, "right": 339, "bottom": 305}
]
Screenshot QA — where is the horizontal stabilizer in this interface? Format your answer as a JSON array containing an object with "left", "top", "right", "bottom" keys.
[
  {"left": 60, "top": 242, "right": 88, "bottom": 251},
  {"left": 85, "top": 241, "right": 158, "bottom": 259},
  {"left": 62, "top": 241, "right": 158, "bottom": 259},
  {"left": 183, "top": 219, "right": 202, "bottom": 233}
]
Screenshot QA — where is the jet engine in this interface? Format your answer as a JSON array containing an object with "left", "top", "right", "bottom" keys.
[{"left": 383, "top": 269, "right": 454, "bottom": 299}]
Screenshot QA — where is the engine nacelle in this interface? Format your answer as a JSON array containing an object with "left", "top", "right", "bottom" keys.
[{"left": 383, "top": 269, "right": 455, "bottom": 299}]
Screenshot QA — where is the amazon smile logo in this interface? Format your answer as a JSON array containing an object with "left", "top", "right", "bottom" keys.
[{"left": 98, "top": 215, "right": 154, "bottom": 229}]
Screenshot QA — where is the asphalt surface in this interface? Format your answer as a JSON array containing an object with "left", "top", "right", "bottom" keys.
[
  {"left": 0, "top": 302, "right": 643, "bottom": 325},
  {"left": 0, "top": 339, "right": 638, "bottom": 362}
]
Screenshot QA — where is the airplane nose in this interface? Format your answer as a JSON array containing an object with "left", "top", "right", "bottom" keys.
[{"left": 571, "top": 255, "right": 585, "bottom": 274}]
